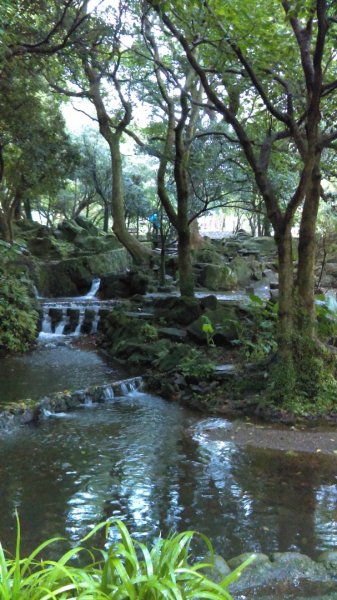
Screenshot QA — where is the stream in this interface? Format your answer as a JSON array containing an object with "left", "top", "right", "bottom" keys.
[
  {"left": 0, "top": 386, "right": 336, "bottom": 561},
  {"left": 0, "top": 348, "right": 337, "bottom": 563},
  {"left": 0, "top": 286, "right": 336, "bottom": 580}
]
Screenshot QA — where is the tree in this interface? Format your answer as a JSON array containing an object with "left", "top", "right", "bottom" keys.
[
  {"left": 0, "top": 70, "right": 76, "bottom": 240},
  {"left": 148, "top": 0, "right": 337, "bottom": 402},
  {"left": 0, "top": 0, "right": 91, "bottom": 239}
]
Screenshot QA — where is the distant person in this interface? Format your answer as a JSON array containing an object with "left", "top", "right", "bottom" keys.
[{"left": 148, "top": 212, "right": 159, "bottom": 234}]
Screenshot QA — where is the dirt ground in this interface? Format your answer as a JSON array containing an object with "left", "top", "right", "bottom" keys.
[{"left": 195, "top": 418, "right": 337, "bottom": 456}]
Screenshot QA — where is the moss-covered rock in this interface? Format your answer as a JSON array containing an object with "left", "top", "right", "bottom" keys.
[
  {"left": 197, "top": 263, "right": 237, "bottom": 291},
  {"left": 32, "top": 248, "right": 131, "bottom": 297},
  {"left": 100, "top": 269, "right": 150, "bottom": 299},
  {"left": 230, "top": 255, "right": 263, "bottom": 285},
  {"left": 153, "top": 296, "right": 202, "bottom": 326}
]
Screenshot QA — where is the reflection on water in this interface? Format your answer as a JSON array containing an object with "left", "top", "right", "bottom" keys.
[
  {"left": 0, "top": 392, "right": 336, "bottom": 560},
  {"left": 0, "top": 345, "right": 124, "bottom": 404}
]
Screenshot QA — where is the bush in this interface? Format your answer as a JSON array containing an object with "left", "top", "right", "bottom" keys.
[
  {"left": 0, "top": 517, "right": 254, "bottom": 599},
  {"left": 0, "top": 246, "right": 38, "bottom": 353}
]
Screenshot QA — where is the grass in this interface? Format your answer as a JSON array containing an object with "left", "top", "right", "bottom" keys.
[{"left": 0, "top": 516, "right": 254, "bottom": 599}]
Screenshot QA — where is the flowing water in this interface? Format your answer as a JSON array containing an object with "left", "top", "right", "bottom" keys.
[
  {"left": 0, "top": 344, "right": 127, "bottom": 405},
  {"left": 0, "top": 283, "right": 337, "bottom": 584},
  {"left": 0, "top": 388, "right": 336, "bottom": 563}
]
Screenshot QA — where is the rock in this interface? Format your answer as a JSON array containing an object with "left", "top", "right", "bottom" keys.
[
  {"left": 228, "top": 551, "right": 333, "bottom": 599},
  {"left": 205, "top": 554, "right": 231, "bottom": 583},
  {"left": 227, "top": 552, "right": 270, "bottom": 570},
  {"left": 26, "top": 236, "right": 65, "bottom": 259},
  {"left": 33, "top": 248, "right": 131, "bottom": 297},
  {"left": 213, "top": 364, "right": 237, "bottom": 378},
  {"left": 153, "top": 296, "right": 201, "bottom": 326},
  {"left": 155, "top": 344, "right": 188, "bottom": 372},
  {"left": 240, "top": 236, "right": 277, "bottom": 256},
  {"left": 197, "top": 263, "right": 238, "bottom": 291},
  {"left": 317, "top": 551, "right": 337, "bottom": 575},
  {"left": 230, "top": 255, "right": 263, "bottom": 285},
  {"left": 73, "top": 233, "right": 109, "bottom": 254},
  {"left": 200, "top": 294, "right": 218, "bottom": 311},
  {"left": 57, "top": 219, "right": 83, "bottom": 242},
  {"left": 194, "top": 245, "right": 224, "bottom": 266},
  {"left": 74, "top": 215, "right": 100, "bottom": 235},
  {"left": 270, "top": 289, "right": 279, "bottom": 301},
  {"left": 158, "top": 327, "right": 187, "bottom": 341},
  {"left": 100, "top": 270, "right": 149, "bottom": 299}
]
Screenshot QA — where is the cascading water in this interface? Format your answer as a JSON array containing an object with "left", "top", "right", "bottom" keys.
[
  {"left": 37, "top": 278, "right": 119, "bottom": 339},
  {"left": 82, "top": 278, "right": 101, "bottom": 299}
]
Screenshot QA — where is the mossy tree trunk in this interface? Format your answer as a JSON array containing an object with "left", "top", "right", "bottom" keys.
[
  {"left": 274, "top": 223, "right": 294, "bottom": 357},
  {"left": 84, "top": 61, "right": 154, "bottom": 265},
  {"left": 295, "top": 158, "right": 321, "bottom": 337},
  {"left": 0, "top": 210, "right": 11, "bottom": 242},
  {"left": 144, "top": 18, "right": 201, "bottom": 297}
]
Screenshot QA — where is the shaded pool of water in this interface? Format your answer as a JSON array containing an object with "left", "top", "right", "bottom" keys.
[
  {"left": 0, "top": 343, "right": 125, "bottom": 404},
  {"left": 0, "top": 391, "right": 336, "bottom": 563}
]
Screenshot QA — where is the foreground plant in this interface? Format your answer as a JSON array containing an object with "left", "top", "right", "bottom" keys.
[{"left": 0, "top": 517, "right": 254, "bottom": 599}]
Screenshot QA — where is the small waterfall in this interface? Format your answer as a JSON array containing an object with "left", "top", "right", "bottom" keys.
[
  {"left": 83, "top": 394, "right": 94, "bottom": 407},
  {"left": 41, "top": 307, "right": 52, "bottom": 334},
  {"left": 37, "top": 279, "right": 119, "bottom": 339},
  {"left": 119, "top": 378, "right": 143, "bottom": 397},
  {"left": 54, "top": 309, "right": 70, "bottom": 335},
  {"left": 84, "top": 278, "right": 101, "bottom": 298},
  {"left": 42, "top": 408, "right": 69, "bottom": 418},
  {"left": 90, "top": 310, "right": 100, "bottom": 334},
  {"left": 102, "top": 385, "right": 114, "bottom": 401},
  {"left": 73, "top": 308, "right": 85, "bottom": 336}
]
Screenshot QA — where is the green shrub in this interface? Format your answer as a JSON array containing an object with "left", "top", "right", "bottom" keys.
[
  {"left": 315, "top": 294, "right": 337, "bottom": 340},
  {"left": 179, "top": 347, "right": 215, "bottom": 378},
  {"left": 0, "top": 516, "right": 254, "bottom": 599},
  {"left": 201, "top": 315, "right": 215, "bottom": 346},
  {"left": 267, "top": 336, "right": 337, "bottom": 414},
  {"left": 0, "top": 246, "right": 38, "bottom": 353},
  {"left": 232, "top": 295, "right": 278, "bottom": 361}
]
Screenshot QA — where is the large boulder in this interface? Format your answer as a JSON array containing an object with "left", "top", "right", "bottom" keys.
[
  {"left": 197, "top": 263, "right": 237, "bottom": 291},
  {"left": 240, "top": 236, "right": 277, "bottom": 257},
  {"left": 194, "top": 244, "right": 224, "bottom": 266},
  {"left": 226, "top": 552, "right": 334, "bottom": 599},
  {"left": 57, "top": 219, "right": 83, "bottom": 242},
  {"left": 153, "top": 296, "right": 202, "bottom": 326},
  {"left": 72, "top": 233, "right": 110, "bottom": 254},
  {"left": 230, "top": 255, "right": 264, "bottom": 285},
  {"left": 25, "top": 236, "right": 66, "bottom": 260},
  {"left": 100, "top": 270, "right": 150, "bottom": 299},
  {"left": 33, "top": 248, "right": 131, "bottom": 297},
  {"left": 74, "top": 215, "right": 100, "bottom": 235}
]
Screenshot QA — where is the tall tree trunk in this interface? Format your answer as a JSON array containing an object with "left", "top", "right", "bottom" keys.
[
  {"left": 110, "top": 135, "right": 151, "bottom": 264},
  {"left": 178, "top": 228, "right": 194, "bottom": 297},
  {"left": 295, "top": 159, "right": 321, "bottom": 337},
  {"left": 85, "top": 61, "right": 153, "bottom": 265},
  {"left": 0, "top": 209, "right": 11, "bottom": 241},
  {"left": 24, "top": 197, "right": 33, "bottom": 221},
  {"left": 103, "top": 201, "right": 109, "bottom": 232},
  {"left": 274, "top": 223, "right": 294, "bottom": 354}
]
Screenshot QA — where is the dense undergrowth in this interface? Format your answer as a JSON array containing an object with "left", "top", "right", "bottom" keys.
[
  {"left": 0, "top": 243, "right": 39, "bottom": 354},
  {"left": 0, "top": 518, "right": 253, "bottom": 599}
]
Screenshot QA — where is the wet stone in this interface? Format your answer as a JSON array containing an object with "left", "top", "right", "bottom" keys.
[
  {"left": 228, "top": 551, "right": 333, "bottom": 599},
  {"left": 317, "top": 551, "right": 337, "bottom": 575}
]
